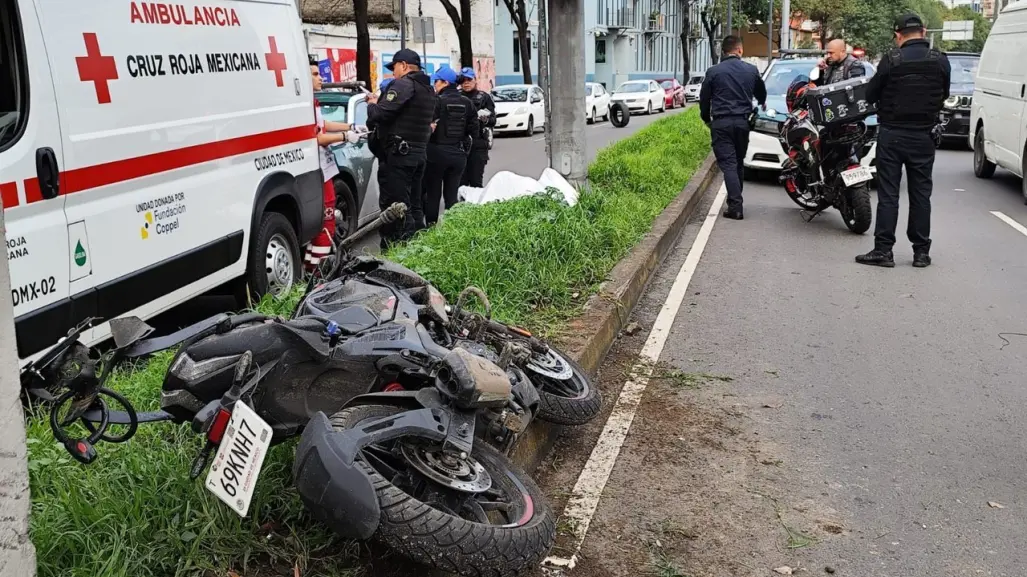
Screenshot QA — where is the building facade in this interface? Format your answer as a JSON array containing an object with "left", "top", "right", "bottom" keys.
[
  {"left": 493, "top": 0, "right": 715, "bottom": 88},
  {"left": 301, "top": 0, "right": 497, "bottom": 90}
]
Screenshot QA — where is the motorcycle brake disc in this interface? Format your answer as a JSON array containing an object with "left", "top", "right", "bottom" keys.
[{"left": 527, "top": 348, "right": 574, "bottom": 381}]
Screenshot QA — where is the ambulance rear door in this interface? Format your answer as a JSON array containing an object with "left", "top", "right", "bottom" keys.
[{"left": 2, "top": 0, "right": 72, "bottom": 360}]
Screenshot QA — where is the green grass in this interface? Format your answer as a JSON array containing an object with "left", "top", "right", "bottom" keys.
[{"left": 27, "top": 108, "right": 711, "bottom": 577}]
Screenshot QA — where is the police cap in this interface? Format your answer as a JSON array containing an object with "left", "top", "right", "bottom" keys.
[
  {"left": 457, "top": 67, "right": 476, "bottom": 81},
  {"left": 432, "top": 65, "right": 458, "bottom": 85},
  {"left": 385, "top": 48, "right": 421, "bottom": 71},
  {"left": 894, "top": 13, "right": 925, "bottom": 33}
]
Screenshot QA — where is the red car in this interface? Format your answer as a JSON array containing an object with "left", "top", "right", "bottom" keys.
[{"left": 657, "top": 78, "right": 686, "bottom": 109}]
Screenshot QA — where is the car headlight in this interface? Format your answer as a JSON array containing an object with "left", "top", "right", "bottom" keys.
[
  {"left": 765, "top": 108, "right": 778, "bottom": 117},
  {"left": 514, "top": 106, "right": 528, "bottom": 115},
  {"left": 944, "top": 95, "right": 971, "bottom": 110},
  {"left": 754, "top": 118, "right": 781, "bottom": 134}
]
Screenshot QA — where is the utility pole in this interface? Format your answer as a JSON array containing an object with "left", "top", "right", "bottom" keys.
[
  {"left": 780, "top": 0, "right": 790, "bottom": 51},
  {"left": 400, "top": 0, "right": 407, "bottom": 48},
  {"left": 768, "top": 0, "right": 774, "bottom": 64},
  {"left": 0, "top": 203, "right": 35, "bottom": 576},
  {"left": 548, "top": 0, "right": 586, "bottom": 185},
  {"left": 538, "top": 0, "right": 552, "bottom": 162}
]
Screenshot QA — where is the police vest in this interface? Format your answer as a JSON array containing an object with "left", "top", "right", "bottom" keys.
[
  {"left": 432, "top": 88, "right": 472, "bottom": 148},
  {"left": 877, "top": 47, "right": 946, "bottom": 130},
  {"left": 466, "top": 90, "right": 492, "bottom": 139},
  {"left": 382, "top": 72, "right": 437, "bottom": 145}
]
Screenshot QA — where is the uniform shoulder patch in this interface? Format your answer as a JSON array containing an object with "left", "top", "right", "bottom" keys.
[{"left": 386, "top": 90, "right": 398, "bottom": 101}]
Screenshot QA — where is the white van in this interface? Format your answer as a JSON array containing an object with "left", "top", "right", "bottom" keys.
[
  {"left": 970, "top": 0, "right": 1027, "bottom": 199},
  {"left": 0, "top": 0, "right": 323, "bottom": 362}
]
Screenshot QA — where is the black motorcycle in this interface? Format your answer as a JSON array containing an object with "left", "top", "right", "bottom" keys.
[
  {"left": 778, "top": 80, "right": 874, "bottom": 234},
  {"left": 22, "top": 203, "right": 600, "bottom": 576}
]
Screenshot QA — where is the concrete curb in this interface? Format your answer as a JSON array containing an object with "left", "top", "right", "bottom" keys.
[{"left": 509, "top": 152, "right": 720, "bottom": 473}]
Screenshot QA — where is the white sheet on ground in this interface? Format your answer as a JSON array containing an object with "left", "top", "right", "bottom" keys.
[{"left": 458, "top": 167, "right": 579, "bottom": 207}]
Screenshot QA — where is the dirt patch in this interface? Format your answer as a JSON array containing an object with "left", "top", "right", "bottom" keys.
[{"left": 531, "top": 319, "right": 848, "bottom": 577}]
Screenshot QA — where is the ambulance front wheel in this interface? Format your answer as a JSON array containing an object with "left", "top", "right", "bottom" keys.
[{"left": 246, "top": 211, "right": 302, "bottom": 300}]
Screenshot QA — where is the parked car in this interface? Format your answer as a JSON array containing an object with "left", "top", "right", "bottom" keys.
[
  {"left": 684, "top": 75, "right": 704, "bottom": 102},
  {"left": 937, "top": 52, "right": 978, "bottom": 147},
  {"left": 1, "top": 0, "right": 323, "bottom": 363},
  {"left": 657, "top": 78, "right": 686, "bottom": 108},
  {"left": 315, "top": 88, "right": 380, "bottom": 240},
  {"left": 492, "top": 84, "right": 546, "bottom": 136},
  {"left": 586, "top": 82, "right": 612, "bottom": 124},
  {"left": 971, "top": 2, "right": 1027, "bottom": 195},
  {"left": 610, "top": 80, "right": 667, "bottom": 115},
  {"left": 744, "top": 55, "right": 878, "bottom": 180}
]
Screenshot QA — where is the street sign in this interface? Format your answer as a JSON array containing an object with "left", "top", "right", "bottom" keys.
[{"left": 942, "top": 20, "right": 974, "bottom": 41}]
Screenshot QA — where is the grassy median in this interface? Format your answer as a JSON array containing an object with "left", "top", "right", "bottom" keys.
[{"left": 27, "top": 108, "right": 710, "bottom": 577}]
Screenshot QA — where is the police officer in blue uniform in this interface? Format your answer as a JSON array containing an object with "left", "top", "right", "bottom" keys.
[
  {"left": 423, "top": 65, "right": 478, "bottom": 227},
  {"left": 366, "top": 49, "right": 437, "bottom": 248},
  {"left": 458, "top": 68, "right": 496, "bottom": 188},
  {"left": 856, "top": 13, "right": 950, "bottom": 268},
  {"left": 699, "top": 35, "right": 767, "bottom": 220}
]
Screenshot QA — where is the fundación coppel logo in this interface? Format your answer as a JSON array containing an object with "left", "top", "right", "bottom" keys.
[{"left": 137, "top": 192, "right": 187, "bottom": 240}]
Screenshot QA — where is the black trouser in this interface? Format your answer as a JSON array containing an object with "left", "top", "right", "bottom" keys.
[
  {"left": 378, "top": 147, "right": 426, "bottom": 250},
  {"left": 423, "top": 143, "right": 468, "bottom": 226},
  {"left": 711, "top": 116, "right": 750, "bottom": 212},
  {"left": 461, "top": 144, "right": 488, "bottom": 188},
  {"left": 873, "top": 126, "right": 934, "bottom": 254}
]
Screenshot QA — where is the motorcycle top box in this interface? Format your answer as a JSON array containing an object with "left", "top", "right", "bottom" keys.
[{"left": 806, "top": 77, "right": 877, "bottom": 128}]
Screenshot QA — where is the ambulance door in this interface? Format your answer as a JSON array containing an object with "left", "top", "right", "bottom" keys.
[{"left": 1, "top": 0, "right": 71, "bottom": 360}]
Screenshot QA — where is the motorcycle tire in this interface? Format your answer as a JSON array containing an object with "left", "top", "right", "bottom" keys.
[
  {"left": 782, "top": 174, "right": 828, "bottom": 211},
  {"left": 610, "top": 101, "right": 631, "bottom": 128},
  {"left": 528, "top": 346, "right": 602, "bottom": 426},
  {"left": 329, "top": 405, "right": 557, "bottom": 577},
  {"left": 841, "top": 184, "right": 873, "bottom": 234}
]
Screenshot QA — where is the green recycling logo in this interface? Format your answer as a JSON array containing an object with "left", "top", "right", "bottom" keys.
[{"left": 74, "top": 240, "right": 87, "bottom": 267}]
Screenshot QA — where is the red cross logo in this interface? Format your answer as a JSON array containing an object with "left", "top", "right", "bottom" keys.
[
  {"left": 76, "top": 33, "right": 119, "bottom": 104},
  {"left": 265, "top": 36, "right": 287, "bottom": 88}
]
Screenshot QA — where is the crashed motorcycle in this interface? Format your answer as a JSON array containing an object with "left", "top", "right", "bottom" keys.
[
  {"left": 23, "top": 203, "right": 599, "bottom": 576},
  {"left": 777, "top": 71, "right": 875, "bottom": 234}
]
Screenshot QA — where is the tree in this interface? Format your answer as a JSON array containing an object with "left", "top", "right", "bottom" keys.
[
  {"left": 791, "top": 0, "right": 855, "bottom": 48},
  {"left": 700, "top": 3, "right": 722, "bottom": 64},
  {"left": 353, "top": 0, "right": 371, "bottom": 86},
  {"left": 502, "top": 0, "right": 534, "bottom": 82},
  {"left": 439, "top": 0, "right": 474, "bottom": 67},
  {"left": 679, "top": 0, "right": 693, "bottom": 80},
  {"left": 943, "top": 5, "right": 991, "bottom": 53}
]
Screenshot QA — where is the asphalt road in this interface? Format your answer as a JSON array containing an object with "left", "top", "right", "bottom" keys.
[
  {"left": 150, "top": 107, "right": 687, "bottom": 333},
  {"left": 563, "top": 147, "right": 1027, "bottom": 577}
]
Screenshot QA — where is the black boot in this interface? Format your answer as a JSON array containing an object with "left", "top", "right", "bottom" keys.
[
  {"left": 722, "top": 209, "right": 744, "bottom": 220},
  {"left": 855, "top": 249, "right": 895, "bottom": 268},
  {"left": 913, "top": 252, "right": 932, "bottom": 268}
]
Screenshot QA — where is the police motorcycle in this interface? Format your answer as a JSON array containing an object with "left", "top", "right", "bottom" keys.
[
  {"left": 777, "top": 67, "right": 875, "bottom": 234},
  {"left": 23, "top": 203, "right": 599, "bottom": 576}
]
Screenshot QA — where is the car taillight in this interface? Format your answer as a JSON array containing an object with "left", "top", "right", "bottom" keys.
[{"left": 207, "top": 408, "right": 233, "bottom": 443}]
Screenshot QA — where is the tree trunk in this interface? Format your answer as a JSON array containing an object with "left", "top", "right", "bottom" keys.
[
  {"left": 680, "top": 0, "right": 690, "bottom": 80},
  {"left": 701, "top": 10, "right": 720, "bottom": 64},
  {"left": 354, "top": 0, "right": 371, "bottom": 86},
  {"left": 516, "top": 0, "right": 532, "bottom": 82},
  {"left": 458, "top": 0, "right": 474, "bottom": 67}
]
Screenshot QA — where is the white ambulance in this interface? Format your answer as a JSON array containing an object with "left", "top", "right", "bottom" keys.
[{"left": 0, "top": 0, "right": 323, "bottom": 362}]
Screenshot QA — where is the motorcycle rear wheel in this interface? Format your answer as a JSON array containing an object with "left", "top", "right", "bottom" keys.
[
  {"left": 329, "top": 405, "right": 556, "bottom": 577},
  {"left": 841, "top": 184, "right": 873, "bottom": 234},
  {"left": 528, "top": 346, "right": 603, "bottom": 426}
]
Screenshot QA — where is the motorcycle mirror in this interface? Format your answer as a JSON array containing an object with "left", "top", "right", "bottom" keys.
[{"left": 109, "top": 316, "right": 155, "bottom": 350}]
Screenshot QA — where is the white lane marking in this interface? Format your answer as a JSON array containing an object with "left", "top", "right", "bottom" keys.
[
  {"left": 991, "top": 211, "right": 1027, "bottom": 237},
  {"left": 533, "top": 137, "right": 546, "bottom": 142},
  {"left": 544, "top": 183, "right": 728, "bottom": 569}
]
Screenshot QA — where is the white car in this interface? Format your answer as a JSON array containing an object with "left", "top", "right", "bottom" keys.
[
  {"left": 684, "top": 75, "right": 704, "bottom": 102},
  {"left": 610, "top": 80, "right": 666, "bottom": 115},
  {"left": 586, "top": 82, "right": 611, "bottom": 124},
  {"left": 492, "top": 84, "right": 546, "bottom": 136}
]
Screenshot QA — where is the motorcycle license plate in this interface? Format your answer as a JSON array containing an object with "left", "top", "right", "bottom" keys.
[
  {"left": 204, "top": 401, "right": 272, "bottom": 517},
  {"left": 841, "top": 166, "right": 872, "bottom": 187}
]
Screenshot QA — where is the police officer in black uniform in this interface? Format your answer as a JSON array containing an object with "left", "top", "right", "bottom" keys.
[
  {"left": 856, "top": 14, "right": 951, "bottom": 269},
  {"left": 699, "top": 35, "right": 767, "bottom": 220},
  {"left": 458, "top": 67, "right": 496, "bottom": 188},
  {"left": 366, "top": 49, "right": 437, "bottom": 249},
  {"left": 423, "top": 65, "right": 478, "bottom": 227}
]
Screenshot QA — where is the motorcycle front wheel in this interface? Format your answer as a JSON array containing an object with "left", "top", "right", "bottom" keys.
[
  {"left": 329, "top": 405, "right": 556, "bottom": 577},
  {"left": 527, "top": 346, "right": 603, "bottom": 426},
  {"left": 840, "top": 184, "right": 873, "bottom": 234},
  {"left": 782, "top": 172, "right": 829, "bottom": 211}
]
